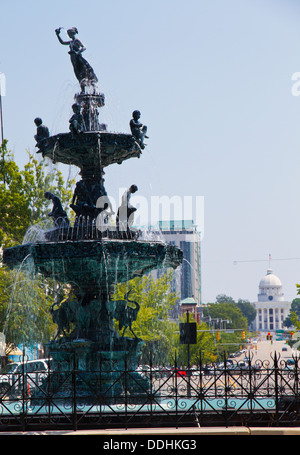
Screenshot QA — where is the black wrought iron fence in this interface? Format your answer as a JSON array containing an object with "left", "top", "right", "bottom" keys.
[{"left": 0, "top": 351, "right": 300, "bottom": 431}]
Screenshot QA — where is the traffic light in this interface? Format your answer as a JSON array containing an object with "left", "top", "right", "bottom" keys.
[
  {"left": 216, "top": 331, "right": 220, "bottom": 341},
  {"left": 242, "top": 331, "right": 245, "bottom": 340}
]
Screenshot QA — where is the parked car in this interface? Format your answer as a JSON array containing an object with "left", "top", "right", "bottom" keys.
[
  {"left": 221, "top": 360, "right": 261, "bottom": 374},
  {"left": 284, "top": 358, "right": 296, "bottom": 370},
  {"left": 169, "top": 368, "right": 186, "bottom": 377},
  {"left": 0, "top": 358, "right": 53, "bottom": 397}
]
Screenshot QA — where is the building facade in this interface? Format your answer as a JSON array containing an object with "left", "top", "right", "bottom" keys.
[
  {"left": 158, "top": 220, "right": 201, "bottom": 302},
  {"left": 179, "top": 297, "right": 201, "bottom": 324},
  {"left": 251, "top": 269, "right": 291, "bottom": 333},
  {"left": 152, "top": 220, "right": 202, "bottom": 319}
]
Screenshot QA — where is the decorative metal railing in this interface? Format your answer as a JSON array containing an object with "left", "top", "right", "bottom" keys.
[{"left": 0, "top": 351, "right": 300, "bottom": 431}]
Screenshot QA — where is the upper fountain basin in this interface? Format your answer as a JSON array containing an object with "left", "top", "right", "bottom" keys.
[{"left": 37, "top": 131, "right": 142, "bottom": 178}]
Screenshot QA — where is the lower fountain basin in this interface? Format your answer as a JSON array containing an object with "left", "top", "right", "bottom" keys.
[{"left": 3, "top": 238, "right": 182, "bottom": 401}]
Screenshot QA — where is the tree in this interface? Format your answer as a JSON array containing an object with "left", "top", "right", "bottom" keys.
[
  {"left": 203, "top": 301, "right": 248, "bottom": 330},
  {"left": 0, "top": 268, "right": 55, "bottom": 347},
  {"left": 0, "top": 141, "right": 31, "bottom": 248},
  {"left": 112, "top": 272, "right": 218, "bottom": 365},
  {"left": 0, "top": 141, "right": 74, "bottom": 248},
  {"left": 213, "top": 295, "right": 256, "bottom": 328},
  {"left": 216, "top": 294, "right": 235, "bottom": 304},
  {"left": 0, "top": 141, "right": 75, "bottom": 351},
  {"left": 22, "top": 150, "right": 74, "bottom": 228},
  {"left": 283, "top": 298, "right": 300, "bottom": 328},
  {"left": 290, "top": 312, "right": 300, "bottom": 331},
  {"left": 202, "top": 301, "right": 248, "bottom": 357},
  {"left": 111, "top": 271, "right": 179, "bottom": 365},
  {"left": 236, "top": 299, "right": 256, "bottom": 326}
]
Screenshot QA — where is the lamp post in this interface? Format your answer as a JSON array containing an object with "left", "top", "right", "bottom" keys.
[{"left": 179, "top": 310, "right": 197, "bottom": 397}]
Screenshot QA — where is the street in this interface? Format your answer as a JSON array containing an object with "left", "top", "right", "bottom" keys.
[
  {"left": 161, "top": 336, "right": 299, "bottom": 399},
  {"left": 239, "top": 336, "right": 295, "bottom": 363}
]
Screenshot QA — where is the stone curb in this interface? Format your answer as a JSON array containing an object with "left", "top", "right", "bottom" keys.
[
  {"left": 2, "top": 426, "right": 300, "bottom": 435},
  {"left": 4, "top": 426, "right": 300, "bottom": 435}
]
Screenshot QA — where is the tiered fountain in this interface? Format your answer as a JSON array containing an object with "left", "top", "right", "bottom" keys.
[{"left": 2, "top": 28, "right": 182, "bottom": 402}]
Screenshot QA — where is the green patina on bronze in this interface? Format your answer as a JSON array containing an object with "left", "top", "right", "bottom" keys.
[
  {"left": 38, "top": 131, "right": 142, "bottom": 178},
  {"left": 2, "top": 27, "right": 182, "bottom": 403}
]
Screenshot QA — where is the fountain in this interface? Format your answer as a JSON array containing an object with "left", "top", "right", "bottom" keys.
[{"left": 2, "top": 28, "right": 182, "bottom": 403}]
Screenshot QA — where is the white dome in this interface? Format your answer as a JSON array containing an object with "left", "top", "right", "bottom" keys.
[
  {"left": 259, "top": 269, "right": 282, "bottom": 289},
  {"left": 257, "top": 269, "right": 284, "bottom": 302}
]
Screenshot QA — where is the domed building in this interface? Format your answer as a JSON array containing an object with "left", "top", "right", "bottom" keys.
[{"left": 251, "top": 269, "right": 291, "bottom": 333}]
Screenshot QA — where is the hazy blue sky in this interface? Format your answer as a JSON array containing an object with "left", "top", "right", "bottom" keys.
[{"left": 1, "top": 0, "right": 300, "bottom": 303}]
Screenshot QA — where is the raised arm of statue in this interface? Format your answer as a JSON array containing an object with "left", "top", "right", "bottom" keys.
[{"left": 55, "top": 27, "right": 71, "bottom": 45}]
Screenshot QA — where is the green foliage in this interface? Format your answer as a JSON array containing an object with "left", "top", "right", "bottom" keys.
[
  {"left": 215, "top": 294, "right": 256, "bottom": 327},
  {"left": 0, "top": 266, "right": 56, "bottom": 348},
  {"left": 0, "top": 141, "right": 75, "bottom": 248},
  {"left": 215, "top": 294, "right": 235, "bottom": 304},
  {"left": 284, "top": 286, "right": 300, "bottom": 330},
  {"left": 0, "top": 141, "right": 31, "bottom": 248},
  {"left": 22, "top": 150, "right": 75, "bottom": 228},
  {"left": 0, "top": 141, "right": 74, "bottom": 350},
  {"left": 284, "top": 284, "right": 300, "bottom": 348},
  {"left": 112, "top": 271, "right": 217, "bottom": 365},
  {"left": 236, "top": 299, "right": 256, "bottom": 326},
  {"left": 112, "top": 271, "right": 178, "bottom": 364},
  {"left": 203, "top": 301, "right": 248, "bottom": 330},
  {"left": 283, "top": 296, "right": 300, "bottom": 328},
  {"left": 203, "top": 300, "right": 249, "bottom": 357},
  {"left": 290, "top": 311, "right": 300, "bottom": 331}
]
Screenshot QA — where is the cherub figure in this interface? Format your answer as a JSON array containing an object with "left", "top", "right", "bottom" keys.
[
  {"left": 129, "top": 110, "right": 148, "bottom": 149},
  {"left": 69, "top": 103, "right": 84, "bottom": 134},
  {"left": 116, "top": 184, "right": 138, "bottom": 232},
  {"left": 34, "top": 117, "right": 49, "bottom": 149},
  {"left": 44, "top": 192, "right": 70, "bottom": 227}
]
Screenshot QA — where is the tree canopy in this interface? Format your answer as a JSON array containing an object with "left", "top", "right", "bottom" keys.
[
  {"left": 112, "top": 271, "right": 179, "bottom": 364},
  {"left": 112, "top": 271, "right": 217, "bottom": 365},
  {"left": 283, "top": 297, "right": 300, "bottom": 328},
  {"left": 212, "top": 294, "right": 256, "bottom": 327},
  {"left": 0, "top": 140, "right": 74, "bottom": 248},
  {"left": 0, "top": 141, "right": 75, "bottom": 351},
  {"left": 203, "top": 301, "right": 248, "bottom": 330},
  {"left": 202, "top": 296, "right": 250, "bottom": 357}
]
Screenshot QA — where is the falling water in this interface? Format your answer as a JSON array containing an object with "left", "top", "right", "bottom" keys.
[
  {"left": 22, "top": 220, "right": 53, "bottom": 244},
  {"left": 3, "top": 253, "right": 32, "bottom": 337},
  {"left": 139, "top": 224, "right": 165, "bottom": 243},
  {"left": 2, "top": 251, "right": 53, "bottom": 359}
]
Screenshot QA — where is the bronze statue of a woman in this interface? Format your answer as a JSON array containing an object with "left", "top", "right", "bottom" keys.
[{"left": 55, "top": 27, "right": 98, "bottom": 93}]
